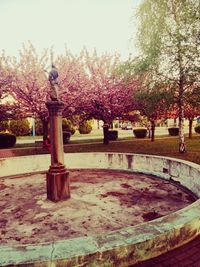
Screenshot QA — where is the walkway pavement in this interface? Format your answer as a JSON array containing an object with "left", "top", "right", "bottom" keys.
[{"left": 132, "top": 235, "right": 200, "bottom": 267}]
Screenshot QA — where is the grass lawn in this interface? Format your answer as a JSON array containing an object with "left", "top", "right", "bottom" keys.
[
  {"left": 15, "top": 134, "right": 200, "bottom": 165},
  {"left": 64, "top": 136, "right": 200, "bottom": 165}
]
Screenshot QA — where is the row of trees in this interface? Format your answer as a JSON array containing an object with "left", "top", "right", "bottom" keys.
[
  {"left": 0, "top": 41, "right": 199, "bottom": 148},
  {"left": 0, "top": 44, "right": 138, "bottom": 144},
  {"left": 128, "top": 0, "right": 200, "bottom": 151},
  {"left": 0, "top": 0, "right": 199, "bottom": 150}
]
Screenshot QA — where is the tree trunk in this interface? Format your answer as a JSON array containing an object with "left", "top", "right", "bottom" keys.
[
  {"left": 178, "top": 81, "right": 186, "bottom": 153},
  {"left": 178, "top": 104, "right": 186, "bottom": 153},
  {"left": 148, "top": 128, "right": 151, "bottom": 138},
  {"left": 188, "top": 119, "right": 193, "bottom": 139},
  {"left": 41, "top": 119, "right": 49, "bottom": 143},
  {"left": 110, "top": 121, "right": 113, "bottom": 129},
  {"left": 150, "top": 120, "right": 155, "bottom": 142},
  {"left": 177, "top": 28, "right": 186, "bottom": 153},
  {"left": 147, "top": 123, "right": 151, "bottom": 138},
  {"left": 173, "top": 118, "right": 177, "bottom": 127},
  {"left": 32, "top": 117, "right": 36, "bottom": 137},
  {"left": 103, "top": 123, "right": 109, "bottom": 145}
]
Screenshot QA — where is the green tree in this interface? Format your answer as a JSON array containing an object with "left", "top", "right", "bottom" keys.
[
  {"left": 78, "top": 120, "right": 92, "bottom": 134},
  {"left": 35, "top": 118, "right": 43, "bottom": 136},
  {"left": 10, "top": 119, "right": 30, "bottom": 136},
  {"left": 136, "top": 0, "right": 200, "bottom": 152},
  {"left": 117, "top": 58, "right": 172, "bottom": 141},
  {"left": 62, "top": 118, "right": 76, "bottom": 135},
  {"left": 0, "top": 120, "right": 9, "bottom": 132},
  {"left": 135, "top": 88, "right": 172, "bottom": 141}
]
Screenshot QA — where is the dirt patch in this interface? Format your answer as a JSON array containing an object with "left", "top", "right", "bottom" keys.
[
  {"left": 0, "top": 169, "right": 196, "bottom": 245},
  {"left": 142, "top": 211, "right": 162, "bottom": 221}
]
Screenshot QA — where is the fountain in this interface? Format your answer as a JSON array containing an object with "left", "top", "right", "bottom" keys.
[
  {"left": 1, "top": 153, "right": 200, "bottom": 266},
  {"left": 0, "top": 69, "right": 200, "bottom": 266}
]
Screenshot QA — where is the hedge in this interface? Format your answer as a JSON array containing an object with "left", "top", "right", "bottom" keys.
[
  {"left": 62, "top": 119, "right": 76, "bottom": 135},
  {"left": 10, "top": 119, "right": 30, "bottom": 136},
  {"left": 0, "top": 121, "right": 9, "bottom": 132},
  {"left": 79, "top": 121, "right": 92, "bottom": 134}
]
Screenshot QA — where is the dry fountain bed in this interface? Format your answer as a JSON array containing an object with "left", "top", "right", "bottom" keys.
[{"left": 0, "top": 169, "right": 196, "bottom": 246}]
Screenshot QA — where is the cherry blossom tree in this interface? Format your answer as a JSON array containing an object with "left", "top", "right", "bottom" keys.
[
  {"left": 5, "top": 43, "right": 51, "bottom": 141},
  {"left": 3, "top": 44, "right": 138, "bottom": 145},
  {"left": 77, "top": 50, "right": 137, "bottom": 144},
  {"left": 184, "top": 106, "right": 199, "bottom": 139},
  {"left": 0, "top": 52, "right": 16, "bottom": 121},
  {"left": 55, "top": 49, "right": 90, "bottom": 124},
  {"left": 168, "top": 90, "right": 200, "bottom": 139},
  {"left": 184, "top": 84, "right": 200, "bottom": 138}
]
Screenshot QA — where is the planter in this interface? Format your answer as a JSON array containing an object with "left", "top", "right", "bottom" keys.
[
  {"left": 133, "top": 129, "right": 147, "bottom": 138},
  {"left": 108, "top": 130, "right": 118, "bottom": 140},
  {"left": 168, "top": 127, "right": 179, "bottom": 136}
]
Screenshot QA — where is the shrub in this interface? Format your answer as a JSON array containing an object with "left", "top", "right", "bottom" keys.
[
  {"left": 0, "top": 120, "right": 9, "bottom": 132},
  {"left": 0, "top": 133, "right": 16, "bottom": 148},
  {"left": 168, "top": 127, "right": 179, "bottom": 136},
  {"left": 10, "top": 119, "right": 30, "bottom": 136},
  {"left": 35, "top": 118, "right": 43, "bottom": 136},
  {"left": 63, "top": 131, "right": 71, "bottom": 144},
  {"left": 78, "top": 120, "right": 92, "bottom": 134},
  {"left": 114, "top": 122, "right": 118, "bottom": 129},
  {"left": 133, "top": 128, "right": 147, "bottom": 138},
  {"left": 194, "top": 125, "right": 200, "bottom": 134},
  {"left": 108, "top": 130, "right": 118, "bottom": 140},
  {"left": 62, "top": 119, "right": 76, "bottom": 135}
]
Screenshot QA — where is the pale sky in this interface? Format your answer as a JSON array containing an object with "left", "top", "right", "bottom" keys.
[{"left": 0, "top": 0, "right": 141, "bottom": 59}]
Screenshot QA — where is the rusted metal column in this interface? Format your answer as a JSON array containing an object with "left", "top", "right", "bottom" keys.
[{"left": 46, "top": 100, "right": 70, "bottom": 202}]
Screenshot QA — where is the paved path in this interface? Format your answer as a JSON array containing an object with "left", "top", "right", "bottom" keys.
[{"left": 133, "top": 235, "right": 200, "bottom": 267}]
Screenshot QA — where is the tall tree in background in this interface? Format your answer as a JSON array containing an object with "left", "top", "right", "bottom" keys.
[
  {"left": 137, "top": 0, "right": 200, "bottom": 152},
  {"left": 134, "top": 80, "right": 172, "bottom": 141},
  {"left": 117, "top": 57, "right": 173, "bottom": 141}
]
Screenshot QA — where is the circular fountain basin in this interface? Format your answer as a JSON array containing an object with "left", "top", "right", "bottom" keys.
[
  {"left": 0, "top": 169, "right": 196, "bottom": 246},
  {"left": 0, "top": 152, "right": 200, "bottom": 267}
]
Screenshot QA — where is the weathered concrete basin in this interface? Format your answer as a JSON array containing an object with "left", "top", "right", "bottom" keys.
[{"left": 0, "top": 152, "right": 200, "bottom": 267}]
